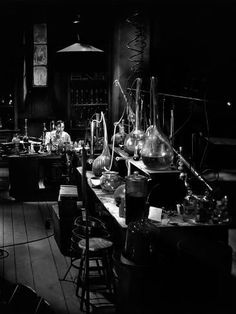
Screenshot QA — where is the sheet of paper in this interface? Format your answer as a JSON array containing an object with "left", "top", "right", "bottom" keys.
[{"left": 148, "top": 206, "right": 162, "bottom": 222}]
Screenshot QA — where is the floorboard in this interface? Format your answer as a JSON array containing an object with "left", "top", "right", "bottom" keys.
[
  {"left": 14, "top": 243, "right": 35, "bottom": 289},
  {"left": 11, "top": 202, "right": 28, "bottom": 246},
  {"left": 0, "top": 201, "right": 83, "bottom": 314}
]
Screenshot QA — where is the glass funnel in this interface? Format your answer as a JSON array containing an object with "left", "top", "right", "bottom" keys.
[
  {"left": 124, "top": 78, "right": 145, "bottom": 155},
  {"left": 141, "top": 76, "right": 174, "bottom": 170}
]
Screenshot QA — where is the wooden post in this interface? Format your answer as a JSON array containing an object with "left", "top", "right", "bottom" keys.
[{"left": 81, "top": 146, "right": 90, "bottom": 313}]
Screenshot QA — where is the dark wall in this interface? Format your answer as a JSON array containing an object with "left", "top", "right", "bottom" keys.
[
  {"left": 0, "top": 1, "right": 113, "bottom": 137},
  {"left": 150, "top": 3, "right": 236, "bottom": 146},
  {"left": 1, "top": 1, "right": 236, "bottom": 143}
]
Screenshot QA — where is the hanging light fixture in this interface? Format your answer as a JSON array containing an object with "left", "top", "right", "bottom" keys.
[{"left": 57, "top": 14, "right": 103, "bottom": 53}]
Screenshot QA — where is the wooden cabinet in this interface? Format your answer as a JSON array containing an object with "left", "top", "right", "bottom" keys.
[{"left": 68, "top": 71, "right": 108, "bottom": 140}]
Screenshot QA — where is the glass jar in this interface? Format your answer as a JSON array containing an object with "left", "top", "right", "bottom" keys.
[
  {"left": 123, "top": 218, "right": 159, "bottom": 265},
  {"left": 100, "top": 171, "right": 122, "bottom": 193},
  {"left": 125, "top": 171, "right": 148, "bottom": 224}
]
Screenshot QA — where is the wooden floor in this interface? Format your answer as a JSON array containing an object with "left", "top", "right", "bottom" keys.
[
  {"left": 0, "top": 200, "right": 89, "bottom": 314},
  {"left": 1, "top": 194, "right": 236, "bottom": 314}
]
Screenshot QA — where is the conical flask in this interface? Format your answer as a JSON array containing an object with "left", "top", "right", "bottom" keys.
[
  {"left": 92, "top": 112, "right": 111, "bottom": 177},
  {"left": 141, "top": 76, "right": 174, "bottom": 170},
  {"left": 124, "top": 78, "right": 145, "bottom": 155}
]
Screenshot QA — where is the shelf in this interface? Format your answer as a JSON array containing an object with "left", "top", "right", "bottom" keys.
[
  {"left": 0, "top": 129, "right": 19, "bottom": 133},
  {"left": 111, "top": 146, "right": 179, "bottom": 177},
  {"left": 0, "top": 105, "right": 14, "bottom": 109},
  {"left": 70, "top": 127, "right": 90, "bottom": 131},
  {"left": 71, "top": 103, "right": 108, "bottom": 107},
  {"left": 71, "top": 73, "right": 106, "bottom": 81}
]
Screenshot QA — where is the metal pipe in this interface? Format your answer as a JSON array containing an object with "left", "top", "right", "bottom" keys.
[{"left": 173, "top": 147, "right": 213, "bottom": 192}]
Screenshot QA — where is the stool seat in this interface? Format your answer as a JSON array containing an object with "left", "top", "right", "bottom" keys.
[
  {"left": 78, "top": 237, "right": 113, "bottom": 252},
  {"left": 77, "top": 237, "right": 115, "bottom": 312}
]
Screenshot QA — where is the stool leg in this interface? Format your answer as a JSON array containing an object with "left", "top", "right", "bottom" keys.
[
  {"left": 80, "top": 253, "right": 88, "bottom": 312},
  {"left": 95, "top": 258, "right": 103, "bottom": 277},
  {"left": 61, "top": 257, "right": 73, "bottom": 280},
  {"left": 76, "top": 252, "right": 85, "bottom": 297},
  {"left": 102, "top": 253, "right": 114, "bottom": 295}
]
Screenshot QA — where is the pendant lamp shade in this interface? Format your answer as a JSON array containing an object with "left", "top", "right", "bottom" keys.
[
  {"left": 57, "top": 42, "right": 103, "bottom": 53},
  {"left": 57, "top": 16, "right": 104, "bottom": 54}
]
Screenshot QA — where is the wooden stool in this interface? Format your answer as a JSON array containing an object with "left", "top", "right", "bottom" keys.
[
  {"left": 76, "top": 237, "right": 115, "bottom": 312},
  {"left": 61, "top": 227, "right": 83, "bottom": 281},
  {"left": 61, "top": 216, "right": 110, "bottom": 282}
]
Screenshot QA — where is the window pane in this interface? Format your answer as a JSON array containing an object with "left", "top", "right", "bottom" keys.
[
  {"left": 33, "top": 45, "right": 47, "bottom": 65},
  {"left": 33, "top": 24, "right": 47, "bottom": 44},
  {"left": 33, "top": 66, "right": 47, "bottom": 86}
]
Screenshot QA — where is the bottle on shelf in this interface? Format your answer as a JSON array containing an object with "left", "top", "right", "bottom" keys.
[
  {"left": 70, "top": 89, "right": 75, "bottom": 105},
  {"left": 50, "top": 120, "right": 56, "bottom": 131},
  {"left": 23, "top": 118, "right": 30, "bottom": 152},
  {"left": 8, "top": 93, "right": 13, "bottom": 105},
  {"left": 41, "top": 122, "right": 47, "bottom": 150},
  {"left": 80, "top": 89, "right": 84, "bottom": 104},
  {"left": 90, "top": 88, "right": 94, "bottom": 104}
]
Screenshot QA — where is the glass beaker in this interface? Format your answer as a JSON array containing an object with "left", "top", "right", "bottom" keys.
[{"left": 125, "top": 171, "right": 148, "bottom": 225}]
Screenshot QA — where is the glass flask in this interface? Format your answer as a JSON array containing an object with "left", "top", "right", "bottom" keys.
[
  {"left": 86, "top": 120, "right": 95, "bottom": 170},
  {"left": 92, "top": 112, "right": 111, "bottom": 177},
  {"left": 124, "top": 78, "right": 145, "bottom": 155},
  {"left": 141, "top": 76, "right": 174, "bottom": 170},
  {"left": 125, "top": 171, "right": 148, "bottom": 225},
  {"left": 111, "top": 119, "right": 127, "bottom": 147},
  {"left": 100, "top": 171, "right": 122, "bottom": 193}
]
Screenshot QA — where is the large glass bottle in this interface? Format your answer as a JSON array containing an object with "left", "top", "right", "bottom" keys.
[
  {"left": 92, "top": 112, "right": 111, "bottom": 177},
  {"left": 141, "top": 76, "right": 174, "bottom": 170},
  {"left": 124, "top": 78, "right": 145, "bottom": 155}
]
